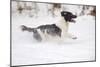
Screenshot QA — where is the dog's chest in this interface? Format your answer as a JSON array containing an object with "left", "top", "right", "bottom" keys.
[{"left": 56, "top": 18, "right": 69, "bottom": 32}]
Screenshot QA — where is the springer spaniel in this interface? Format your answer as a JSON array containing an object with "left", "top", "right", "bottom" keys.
[{"left": 21, "top": 11, "right": 77, "bottom": 42}]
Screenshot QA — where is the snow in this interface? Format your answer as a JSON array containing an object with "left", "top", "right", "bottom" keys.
[{"left": 11, "top": 1, "right": 95, "bottom": 66}]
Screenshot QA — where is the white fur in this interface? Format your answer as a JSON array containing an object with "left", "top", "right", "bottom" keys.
[
  {"left": 56, "top": 17, "right": 69, "bottom": 36},
  {"left": 56, "top": 17, "right": 77, "bottom": 39}
]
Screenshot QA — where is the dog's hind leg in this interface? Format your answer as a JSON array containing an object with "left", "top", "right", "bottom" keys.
[{"left": 33, "top": 29, "right": 42, "bottom": 42}]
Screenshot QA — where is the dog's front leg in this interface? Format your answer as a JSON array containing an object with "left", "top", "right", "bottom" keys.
[{"left": 66, "top": 33, "right": 77, "bottom": 39}]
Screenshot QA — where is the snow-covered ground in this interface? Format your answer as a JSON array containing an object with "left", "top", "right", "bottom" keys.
[{"left": 11, "top": 2, "right": 95, "bottom": 66}]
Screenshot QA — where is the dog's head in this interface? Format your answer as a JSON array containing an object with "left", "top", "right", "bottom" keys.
[{"left": 61, "top": 11, "right": 77, "bottom": 23}]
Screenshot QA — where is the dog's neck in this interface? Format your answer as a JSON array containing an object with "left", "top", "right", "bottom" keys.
[
  {"left": 60, "top": 17, "right": 69, "bottom": 24},
  {"left": 56, "top": 17, "right": 69, "bottom": 32}
]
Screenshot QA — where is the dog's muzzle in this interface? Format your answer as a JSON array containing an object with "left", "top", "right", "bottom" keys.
[{"left": 70, "top": 15, "right": 77, "bottom": 23}]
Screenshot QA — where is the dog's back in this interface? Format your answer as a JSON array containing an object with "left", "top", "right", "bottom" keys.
[{"left": 37, "top": 24, "right": 61, "bottom": 37}]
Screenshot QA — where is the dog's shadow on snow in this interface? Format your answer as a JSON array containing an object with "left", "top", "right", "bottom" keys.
[
  {"left": 57, "top": 38, "right": 90, "bottom": 46},
  {"left": 32, "top": 37, "right": 90, "bottom": 46}
]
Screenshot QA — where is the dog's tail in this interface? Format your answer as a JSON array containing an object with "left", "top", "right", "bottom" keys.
[
  {"left": 21, "top": 25, "right": 35, "bottom": 32},
  {"left": 21, "top": 25, "right": 42, "bottom": 41}
]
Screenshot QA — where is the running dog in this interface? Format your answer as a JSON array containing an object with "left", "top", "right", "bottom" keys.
[{"left": 21, "top": 11, "right": 77, "bottom": 42}]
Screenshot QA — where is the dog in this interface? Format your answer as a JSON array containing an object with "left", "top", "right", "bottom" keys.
[{"left": 21, "top": 11, "right": 77, "bottom": 42}]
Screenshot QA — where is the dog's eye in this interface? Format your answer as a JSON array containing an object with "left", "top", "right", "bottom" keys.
[{"left": 64, "top": 13, "right": 67, "bottom": 15}]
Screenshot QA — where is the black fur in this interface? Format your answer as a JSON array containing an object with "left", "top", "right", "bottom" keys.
[
  {"left": 37, "top": 24, "right": 61, "bottom": 37},
  {"left": 61, "top": 11, "right": 77, "bottom": 22}
]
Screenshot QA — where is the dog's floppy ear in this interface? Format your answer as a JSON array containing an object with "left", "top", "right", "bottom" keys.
[
  {"left": 61, "top": 11, "right": 68, "bottom": 16},
  {"left": 61, "top": 11, "right": 64, "bottom": 16}
]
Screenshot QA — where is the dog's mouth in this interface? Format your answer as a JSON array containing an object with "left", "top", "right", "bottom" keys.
[
  {"left": 70, "top": 18, "right": 76, "bottom": 23},
  {"left": 64, "top": 17, "right": 77, "bottom": 23},
  {"left": 69, "top": 15, "right": 77, "bottom": 23}
]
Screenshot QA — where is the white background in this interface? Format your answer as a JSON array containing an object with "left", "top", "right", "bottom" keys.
[{"left": 0, "top": 0, "right": 98, "bottom": 67}]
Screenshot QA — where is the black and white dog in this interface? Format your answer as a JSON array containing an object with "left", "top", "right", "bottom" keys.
[{"left": 21, "top": 11, "right": 77, "bottom": 42}]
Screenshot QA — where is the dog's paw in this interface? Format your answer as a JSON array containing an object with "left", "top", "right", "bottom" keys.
[{"left": 72, "top": 37, "right": 77, "bottom": 39}]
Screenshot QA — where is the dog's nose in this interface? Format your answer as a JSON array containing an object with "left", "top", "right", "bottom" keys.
[{"left": 73, "top": 15, "right": 77, "bottom": 18}]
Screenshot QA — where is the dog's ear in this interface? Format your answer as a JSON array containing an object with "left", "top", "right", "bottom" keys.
[
  {"left": 61, "top": 11, "right": 68, "bottom": 16},
  {"left": 61, "top": 11, "right": 64, "bottom": 16}
]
